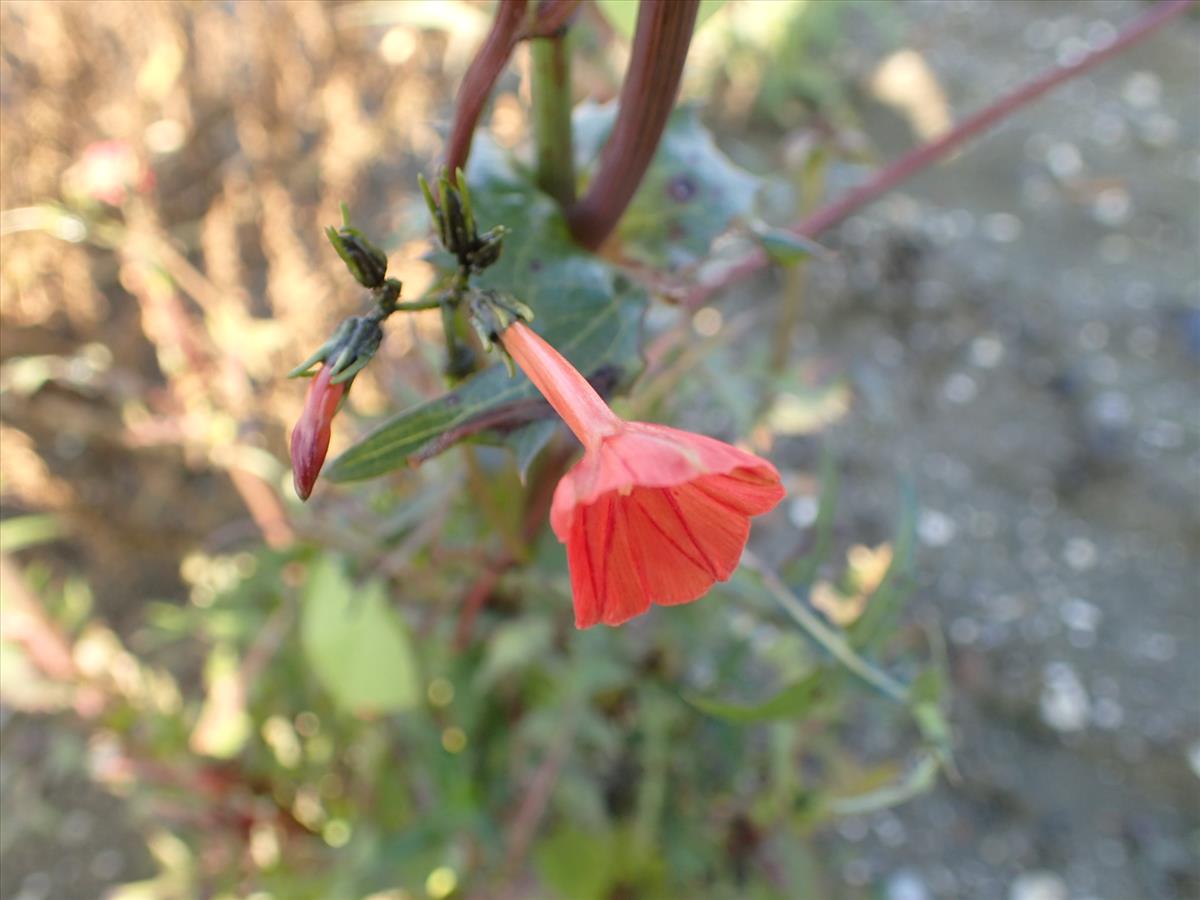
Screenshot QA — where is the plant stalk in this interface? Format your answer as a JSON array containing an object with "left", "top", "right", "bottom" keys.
[
  {"left": 445, "top": 0, "right": 529, "bottom": 173},
  {"left": 530, "top": 27, "right": 576, "bottom": 206},
  {"left": 566, "top": 0, "right": 699, "bottom": 250}
]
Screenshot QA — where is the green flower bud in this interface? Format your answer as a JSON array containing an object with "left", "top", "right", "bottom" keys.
[{"left": 326, "top": 225, "right": 389, "bottom": 288}]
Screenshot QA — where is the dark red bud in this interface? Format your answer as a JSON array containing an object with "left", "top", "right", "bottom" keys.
[{"left": 290, "top": 365, "right": 347, "bottom": 501}]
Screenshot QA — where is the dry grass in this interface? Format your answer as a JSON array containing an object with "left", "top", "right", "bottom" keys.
[{"left": 0, "top": 1, "right": 473, "bottom": 613}]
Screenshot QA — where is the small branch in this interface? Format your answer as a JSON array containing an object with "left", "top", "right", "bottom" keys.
[
  {"left": 688, "top": 0, "right": 1197, "bottom": 308},
  {"left": 530, "top": 25, "right": 576, "bottom": 205},
  {"left": 454, "top": 555, "right": 511, "bottom": 651},
  {"left": 498, "top": 717, "right": 577, "bottom": 894},
  {"left": 566, "top": 0, "right": 700, "bottom": 250},
  {"left": 445, "top": 0, "right": 529, "bottom": 174},
  {"left": 390, "top": 297, "right": 443, "bottom": 313},
  {"left": 742, "top": 552, "right": 909, "bottom": 705}
]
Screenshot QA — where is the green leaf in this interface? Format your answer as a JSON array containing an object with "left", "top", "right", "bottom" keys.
[
  {"left": 535, "top": 827, "right": 614, "bottom": 900},
  {"left": 826, "top": 752, "right": 940, "bottom": 817},
  {"left": 686, "top": 671, "right": 823, "bottom": 724},
  {"left": 326, "top": 141, "right": 646, "bottom": 482},
  {"left": 300, "top": 558, "right": 419, "bottom": 715},
  {"left": 752, "top": 223, "right": 832, "bottom": 265},
  {"left": 473, "top": 618, "right": 554, "bottom": 691},
  {"left": 573, "top": 103, "right": 761, "bottom": 269},
  {"left": 509, "top": 419, "right": 559, "bottom": 481}
]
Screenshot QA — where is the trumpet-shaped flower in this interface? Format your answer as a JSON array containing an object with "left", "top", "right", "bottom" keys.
[
  {"left": 290, "top": 364, "right": 346, "bottom": 501},
  {"left": 500, "top": 322, "right": 784, "bottom": 628}
]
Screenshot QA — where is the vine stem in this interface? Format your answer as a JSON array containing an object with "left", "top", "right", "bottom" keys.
[
  {"left": 687, "top": 0, "right": 1197, "bottom": 309},
  {"left": 566, "top": 0, "right": 700, "bottom": 249}
]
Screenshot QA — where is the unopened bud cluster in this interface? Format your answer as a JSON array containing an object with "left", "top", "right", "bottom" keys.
[{"left": 420, "top": 169, "right": 507, "bottom": 273}]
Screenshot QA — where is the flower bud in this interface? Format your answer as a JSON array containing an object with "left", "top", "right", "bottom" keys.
[
  {"left": 287, "top": 301, "right": 394, "bottom": 500},
  {"left": 468, "top": 226, "right": 507, "bottom": 271},
  {"left": 326, "top": 224, "right": 389, "bottom": 288},
  {"left": 419, "top": 170, "right": 506, "bottom": 273},
  {"left": 290, "top": 364, "right": 346, "bottom": 501}
]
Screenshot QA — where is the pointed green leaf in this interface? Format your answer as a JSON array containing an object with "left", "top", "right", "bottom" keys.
[
  {"left": 301, "top": 558, "right": 419, "bottom": 714},
  {"left": 753, "top": 224, "right": 832, "bottom": 265},
  {"left": 686, "top": 672, "right": 824, "bottom": 724},
  {"left": 510, "top": 418, "right": 559, "bottom": 481}
]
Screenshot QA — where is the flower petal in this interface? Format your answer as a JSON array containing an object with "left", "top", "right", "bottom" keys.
[
  {"left": 567, "top": 494, "right": 651, "bottom": 628},
  {"left": 560, "top": 422, "right": 782, "bottom": 511},
  {"left": 690, "top": 468, "right": 785, "bottom": 517},
  {"left": 621, "top": 488, "right": 724, "bottom": 605}
]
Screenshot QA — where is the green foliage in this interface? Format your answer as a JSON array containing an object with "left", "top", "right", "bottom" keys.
[
  {"left": 331, "top": 102, "right": 766, "bottom": 479},
  {"left": 326, "top": 140, "right": 647, "bottom": 481},
  {"left": 687, "top": 671, "right": 824, "bottom": 724},
  {"left": 536, "top": 825, "right": 668, "bottom": 900},
  {"left": 752, "top": 223, "right": 831, "bottom": 265},
  {"left": 300, "top": 557, "right": 420, "bottom": 714}
]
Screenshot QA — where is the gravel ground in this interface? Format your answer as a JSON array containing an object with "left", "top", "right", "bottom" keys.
[{"left": 790, "top": 2, "right": 1199, "bottom": 897}]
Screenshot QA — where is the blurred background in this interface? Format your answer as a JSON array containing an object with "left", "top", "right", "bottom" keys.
[{"left": 1, "top": 1, "right": 1197, "bottom": 898}]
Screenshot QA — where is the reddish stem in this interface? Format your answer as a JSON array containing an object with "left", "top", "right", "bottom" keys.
[
  {"left": 445, "top": 0, "right": 529, "bottom": 174},
  {"left": 566, "top": 0, "right": 700, "bottom": 250},
  {"left": 688, "top": 0, "right": 1197, "bottom": 308}
]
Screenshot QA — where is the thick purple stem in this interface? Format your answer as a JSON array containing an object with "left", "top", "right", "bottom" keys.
[{"left": 566, "top": 0, "right": 700, "bottom": 250}]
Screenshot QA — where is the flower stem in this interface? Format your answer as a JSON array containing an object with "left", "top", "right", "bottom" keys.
[
  {"left": 530, "top": 26, "right": 576, "bottom": 206},
  {"left": 688, "top": 0, "right": 1197, "bottom": 308},
  {"left": 388, "top": 298, "right": 443, "bottom": 313},
  {"left": 566, "top": 0, "right": 699, "bottom": 250}
]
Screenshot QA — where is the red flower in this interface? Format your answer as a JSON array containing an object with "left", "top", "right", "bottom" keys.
[
  {"left": 290, "top": 364, "right": 346, "bottom": 501},
  {"left": 500, "top": 322, "right": 785, "bottom": 628}
]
